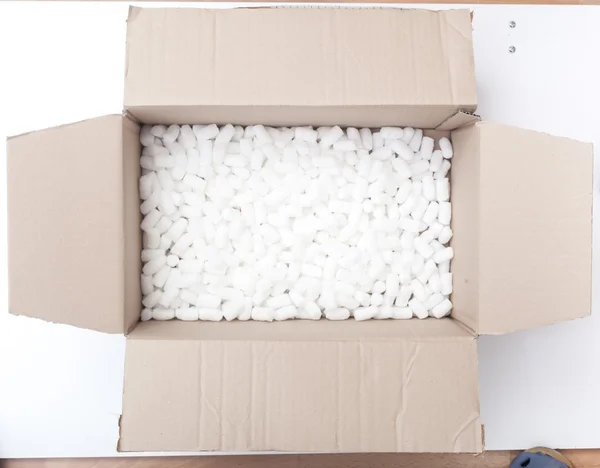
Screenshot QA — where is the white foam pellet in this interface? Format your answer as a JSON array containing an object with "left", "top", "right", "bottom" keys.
[
  {"left": 152, "top": 265, "right": 171, "bottom": 288},
  {"left": 391, "top": 307, "right": 413, "bottom": 319},
  {"left": 440, "top": 273, "right": 453, "bottom": 295},
  {"left": 173, "top": 307, "right": 197, "bottom": 321},
  {"left": 439, "top": 137, "right": 453, "bottom": 159},
  {"left": 274, "top": 305, "right": 297, "bottom": 321},
  {"left": 436, "top": 178, "right": 450, "bottom": 202},
  {"left": 422, "top": 175, "right": 436, "bottom": 202},
  {"left": 438, "top": 226, "right": 453, "bottom": 244},
  {"left": 413, "top": 236, "right": 434, "bottom": 259},
  {"left": 410, "top": 279, "right": 429, "bottom": 302},
  {"left": 432, "top": 299, "right": 452, "bottom": 318},
  {"left": 196, "top": 293, "right": 221, "bottom": 308},
  {"left": 358, "top": 128, "right": 373, "bottom": 150},
  {"left": 354, "top": 291, "right": 371, "bottom": 307},
  {"left": 438, "top": 202, "right": 452, "bottom": 225},
  {"left": 409, "top": 129, "right": 423, "bottom": 152},
  {"left": 370, "top": 293, "right": 383, "bottom": 306},
  {"left": 142, "top": 290, "right": 162, "bottom": 308},
  {"left": 380, "top": 127, "right": 403, "bottom": 140},
  {"left": 320, "top": 126, "right": 344, "bottom": 149},
  {"left": 435, "top": 160, "right": 451, "bottom": 180},
  {"left": 353, "top": 306, "right": 377, "bottom": 321},
  {"left": 428, "top": 274, "right": 442, "bottom": 293},
  {"left": 196, "top": 308, "right": 223, "bottom": 321},
  {"left": 372, "top": 280, "right": 385, "bottom": 294},
  {"left": 325, "top": 307, "right": 350, "bottom": 321},
  {"left": 433, "top": 247, "right": 454, "bottom": 264},
  {"left": 221, "top": 300, "right": 243, "bottom": 321},
  {"left": 141, "top": 274, "right": 154, "bottom": 296},
  {"left": 153, "top": 308, "right": 175, "bottom": 321},
  {"left": 417, "top": 260, "right": 437, "bottom": 284},
  {"left": 420, "top": 136, "right": 434, "bottom": 160},
  {"left": 294, "top": 301, "right": 320, "bottom": 320},
  {"left": 251, "top": 306, "right": 274, "bottom": 322},
  {"left": 401, "top": 127, "right": 415, "bottom": 144},
  {"left": 141, "top": 308, "right": 153, "bottom": 321},
  {"left": 409, "top": 298, "right": 428, "bottom": 319}
]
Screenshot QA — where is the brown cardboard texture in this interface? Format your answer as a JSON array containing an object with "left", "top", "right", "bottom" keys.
[
  {"left": 120, "top": 319, "right": 480, "bottom": 453},
  {"left": 451, "top": 123, "right": 593, "bottom": 334},
  {"left": 7, "top": 115, "right": 142, "bottom": 334},
  {"left": 124, "top": 7, "right": 477, "bottom": 128},
  {"left": 5, "top": 6, "right": 593, "bottom": 454}
]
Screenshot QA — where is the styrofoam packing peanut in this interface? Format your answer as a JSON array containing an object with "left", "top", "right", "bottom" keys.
[
  {"left": 433, "top": 247, "right": 454, "bottom": 264},
  {"left": 409, "top": 298, "right": 428, "bottom": 319},
  {"left": 325, "top": 307, "right": 350, "bottom": 321},
  {"left": 435, "top": 159, "right": 451, "bottom": 180},
  {"left": 438, "top": 202, "right": 452, "bottom": 225},
  {"left": 140, "top": 125, "right": 453, "bottom": 321},
  {"left": 153, "top": 308, "right": 175, "bottom": 321}
]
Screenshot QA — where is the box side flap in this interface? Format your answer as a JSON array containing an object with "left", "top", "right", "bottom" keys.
[
  {"left": 7, "top": 116, "right": 127, "bottom": 334},
  {"left": 478, "top": 122, "right": 593, "bottom": 334},
  {"left": 120, "top": 335, "right": 480, "bottom": 452},
  {"left": 436, "top": 111, "right": 481, "bottom": 131},
  {"left": 125, "top": 7, "right": 477, "bottom": 124},
  {"left": 450, "top": 124, "right": 481, "bottom": 333},
  {"left": 127, "top": 317, "right": 473, "bottom": 342},
  {"left": 123, "top": 117, "right": 142, "bottom": 333}
]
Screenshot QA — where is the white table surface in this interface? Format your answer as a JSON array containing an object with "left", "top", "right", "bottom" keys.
[{"left": 0, "top": 2, "right": 599, "bottom": 459}]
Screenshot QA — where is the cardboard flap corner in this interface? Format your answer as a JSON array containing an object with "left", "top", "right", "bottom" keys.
[
  {"left": 124, "top": 7, "right": 477, "bottom": 127},
  {"left": 7, "top": 115, "right": 138, "bottom": 334},
  {"left": 436, "top": 111, "right": 481, "bottom": 131},
  {"left": 451, "top": 122, "right": 593, "bottom": 335}
]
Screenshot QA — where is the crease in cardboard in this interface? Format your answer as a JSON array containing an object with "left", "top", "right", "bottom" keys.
[
  {"left": 451, "top": 411, "right": 481, "bottom": 452},
  {"left": 394, "top": 340, "right": 419, "bottom": 449}
]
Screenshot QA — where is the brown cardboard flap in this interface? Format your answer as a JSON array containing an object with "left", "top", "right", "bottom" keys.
[
  {"left": 124, "top": 7, "right": 477, "bottom": 128},
  {"left": 120, "top": 320, "right": 481, "bottom": 453},
  {"left": 451, "top": 122, "right": 593, "bottom": 335},
  {"left": 7, "top": 115, "right": 142, "bottom": 334}
]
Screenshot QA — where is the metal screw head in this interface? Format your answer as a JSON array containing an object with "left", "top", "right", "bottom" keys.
[
  {"left": 509, "top": 21, "right": 516, "bottom": 28},
  {"left": 509, "top": 46, "right": 516, "bottom": 53}
]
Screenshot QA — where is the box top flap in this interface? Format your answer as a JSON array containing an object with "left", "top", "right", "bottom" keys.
[
  {"left": 451, "top": 122, "right": 593, "bottom": 335},
  {"left": 7, "top": 115, "right": 131, "bottom": 334},
  {"left": 124, "top": 7, "right": 477, "bottom": 127},
  {"left": 120, "top": 320, "right": 481, "bottom": 453}
]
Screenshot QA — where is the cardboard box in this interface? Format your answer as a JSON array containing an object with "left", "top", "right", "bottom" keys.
[{"left": 6, "top": 7, "right": 593, "bottom": 453}]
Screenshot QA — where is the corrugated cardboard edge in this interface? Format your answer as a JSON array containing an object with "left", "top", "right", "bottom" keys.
[{"left": 436, "top": 111, "right": 481, "bottom": 131}]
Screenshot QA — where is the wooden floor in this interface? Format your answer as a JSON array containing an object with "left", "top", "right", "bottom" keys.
[{"left": 2, "top": 451, "right": 600, "bottom": 468}]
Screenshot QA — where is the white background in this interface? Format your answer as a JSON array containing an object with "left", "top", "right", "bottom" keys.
[{"left": 0, "top": 2, "right": 599, "bottom": 458}]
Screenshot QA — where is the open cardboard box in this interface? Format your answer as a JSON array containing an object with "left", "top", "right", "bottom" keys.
[{"left": 6, "top": 7, "right": 593, "bottom": 453}]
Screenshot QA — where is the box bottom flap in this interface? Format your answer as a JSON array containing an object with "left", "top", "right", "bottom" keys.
[{"left": 120, "top": 320, "right": 481, "bottom": 453}]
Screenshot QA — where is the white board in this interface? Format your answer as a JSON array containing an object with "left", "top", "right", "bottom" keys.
[{"left": 0, "top": 2, "right": 599, "bottom": 458}]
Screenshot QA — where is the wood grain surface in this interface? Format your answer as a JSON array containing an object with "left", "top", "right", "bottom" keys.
[{"left": 2, "top": 451, "right": 600, "bottom": 468}]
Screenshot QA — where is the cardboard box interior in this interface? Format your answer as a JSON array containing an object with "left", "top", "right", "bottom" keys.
[{"left": 5, "top": 6, "right": 593, "bottom": 454}]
